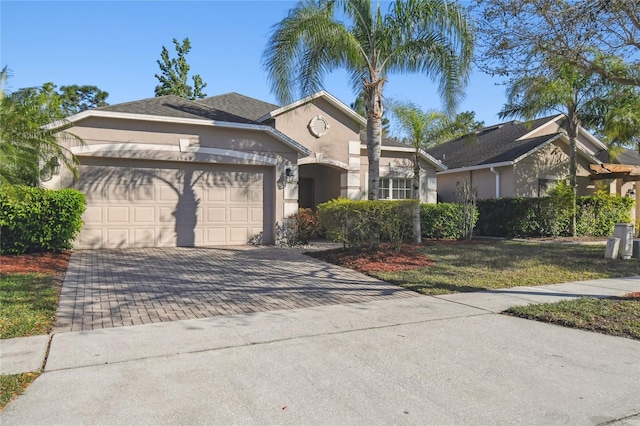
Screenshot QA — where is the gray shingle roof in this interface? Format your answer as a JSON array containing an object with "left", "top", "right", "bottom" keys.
[
  {"left": 197, "top": 93, "right": 280, "bottom": 122},
  {"left": 426, "top": 116, "right": 560, "bottom": 170},
  {"left": 617, "top": 149, "right": 640, "bottom": 165},
  {"left": 97, "top": 95, "right": 258, "bottom": 124}
]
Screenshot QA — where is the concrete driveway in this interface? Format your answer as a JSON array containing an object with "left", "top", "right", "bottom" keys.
[
  {"left": 54, "top": 247, "right": 418, "bottom": 332},
  {"left": 3, "top": 277, "right": 640, "bottom": 425}
]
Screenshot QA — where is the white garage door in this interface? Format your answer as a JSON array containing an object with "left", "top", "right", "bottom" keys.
[{"left": 75, "top": 158, "right": 269, "bottom": 248}]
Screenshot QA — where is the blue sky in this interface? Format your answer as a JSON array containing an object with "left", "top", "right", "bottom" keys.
[{"left": 1, "top": 0, "right": 510, "bottom": 134}]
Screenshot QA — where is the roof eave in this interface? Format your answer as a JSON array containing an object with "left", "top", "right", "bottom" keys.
[
  {"left": 257, "top": 90, "right": 367, "bottom": 126},
  {"left": 359, "top": 144, "right": 447, "bottom": 171},
  {"left": 436, "top": 161, "right": 514, "bottom": 175},
  {"left": 45, "top": 110, "right": 311, "bottom": 157},
  {"left": 515, "top": 114, "right": 564, "bottom": 141}
]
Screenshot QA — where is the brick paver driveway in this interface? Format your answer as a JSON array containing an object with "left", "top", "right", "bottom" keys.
[{"left": 55, "top": 247, "right": 418, "bottom": 332}]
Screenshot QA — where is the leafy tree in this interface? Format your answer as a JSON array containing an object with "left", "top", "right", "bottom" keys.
[
  {"left": 498, "top": 64, "right": 616, "bottom": 236},
  {"left": 58, "top": 85, "right": 109, "bottom": 115},
  {"left": 443, "top": 111, "right": 484, "bottom": 139},
  {"left": 263, "top": 0, "right": 474, "bottom": 200},
  {"left": 475, "top": 0, "right": 639, "bottom": 88},
  {"left": 155, "top": 38, "right": 207, "bottom": 100},
  {"left": 582, "top": 84, "right": 640, "bottom": 155},
  {"left": 0, "top": 69, "right": 80, "bottom": 187}
]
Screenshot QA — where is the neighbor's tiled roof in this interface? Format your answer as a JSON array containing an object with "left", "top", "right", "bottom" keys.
[
  {"left": 97, "top": 95, "right": 257, "bottom": 124},
  {"left": 426, "top": 116, "right": 560, "bottom": 170},
  {"left": 197, "top": 93, "right": 280, "bottom": 122}
]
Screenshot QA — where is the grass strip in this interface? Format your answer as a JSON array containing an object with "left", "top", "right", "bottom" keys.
[
  {"left": 506, "top": 297, "right": 640, "bottom": 340},
  {"left": 373, "top": 241, "right": 640, "bottom": 295},
  {"left": 0, "top": 372, "right": 41, "bottom": 410},
  {"left": 0, "top": 273, "right": 59, "bottom": 339}
]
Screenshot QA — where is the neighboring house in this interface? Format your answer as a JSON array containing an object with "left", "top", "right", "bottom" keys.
[
  {"left": 427, "top": 115, "right": 609, "bottom": 201},
  {"left": 594, "top": 148, "right": 640, "bottom": 224},
  {"left": 45, "top": 90, "right": 445, "bottom": 249}
]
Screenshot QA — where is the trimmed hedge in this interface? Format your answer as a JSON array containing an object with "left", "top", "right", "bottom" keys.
[
  {"left": 317, "top": 198, "right": 417, "bottom": 250},
  {"left": 0, "top": 186, "right": 86, "bottom": 254},
  {"left": 476, "top": 192, "right": 633, "bottom": 238},
  {"left": 421, "top": 203, "right": 478, "bottom": 240}
]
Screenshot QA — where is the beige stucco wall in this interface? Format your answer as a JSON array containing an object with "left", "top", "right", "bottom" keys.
[
  {"left": 273, "top": 98, "right": 361, "bottom": 166},
  {"left": 437, "top": 166, "right": 514, "bottom": 203},
  {"left": 50, "top": 116, "right": 302, "bottom": 245},
  {"left": 68, "top": 117, "right": 297, "bottom": 157},
  {"left": 514, "top": 141, "right": 596, "bottom": 197}
]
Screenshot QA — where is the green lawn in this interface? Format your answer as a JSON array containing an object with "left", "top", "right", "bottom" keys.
[
  {"left": 0, "top": 273, "right": 60, "bottom": 339},
  {"left": 0, "top": 372, "right": 40, "bottom": 410},
  {"left": 373, "top": 241, "right": 640, "bottom": 295},
  {"left": 506, "top": 297, "right": 640, "bottom": 341}
]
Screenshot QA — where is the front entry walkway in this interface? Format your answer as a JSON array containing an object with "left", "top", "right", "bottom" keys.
[{"left": 54, "top": 247, "right": 417, "bottom": 332}]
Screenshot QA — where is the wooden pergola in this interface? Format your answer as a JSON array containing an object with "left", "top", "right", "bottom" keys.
[{"left": 590, "top": 164, "right": 640, "bottom": 181}]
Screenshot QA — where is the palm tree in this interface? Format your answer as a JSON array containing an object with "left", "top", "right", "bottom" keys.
[
  {"left": 390, "top": 101, "right": 450, "bottom": 199},
  {"left": 389, "top": 100, "right": 449, "bottom": 242},
  {"left": 0, "top": 69, "right": 80, "bottom": 187},
  {"left": 499, "top": 64, "right": 610, "bottom": 236},
  {"left": 262, "top": 0, "right": 474, "bottom": 199}
]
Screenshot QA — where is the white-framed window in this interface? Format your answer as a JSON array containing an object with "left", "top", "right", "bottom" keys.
[{"left": 379, "top": 178, "right": 412, "bottom": 200}]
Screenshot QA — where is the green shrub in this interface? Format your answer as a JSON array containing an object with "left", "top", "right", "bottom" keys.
[
  {"left": 317, "top": 198, "right": 416, "bottom": 250},
  {"left": 576, "top": 192, "right": 634, "bottom": 236},
  {"left": 0, "top": 186, "right": 86, "bottom": 254},
  {"left": 291, "top": 208, "right": 323, "bottom": 244},
  {"left": 421, "top": 203, "right": 478, "bottom": 239},
  {"left": 476, "top": 198, "right": 543, "bottom": 237},
  {"left": 476, "top": 191, "right": 633, "bottom": 238}
]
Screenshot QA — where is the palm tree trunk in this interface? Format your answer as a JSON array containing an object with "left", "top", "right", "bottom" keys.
[
  {"left": 365, "top": 77, "right": 384, "bottom": 201},
  {"left": 567, "top": 117, "right": 578, "bottom": 237},
  {"left": 413, "top": 151, "right": 421, "bottom": 243}
]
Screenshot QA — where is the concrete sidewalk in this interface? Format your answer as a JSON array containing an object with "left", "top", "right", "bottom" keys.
[{"left": 2, "top": 276, "right": 639, "bottom": 425}]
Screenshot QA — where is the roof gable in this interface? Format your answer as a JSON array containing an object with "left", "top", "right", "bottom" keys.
[
  {"left": 426, "top": 116, "right": 563, "bottom": 170},
  {"left": 258, "top": 90, "right": 366, "bottom": 126}
]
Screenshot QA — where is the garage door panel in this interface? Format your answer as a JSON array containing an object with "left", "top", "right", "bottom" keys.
[
  {"left": 206, "top": 228, "right": 226, "bottom": 244},
  {"left": 158, "top": 207, "right": 174, "bottom": 223},
  {"left": 133, "top": 207, "right": 155, "bottom": 223},
  {"left": 229, "top": 228, "right": 249, "bottom": 243},
  {"left": 205, "top": 187, "right": 226, "bottom": 202},
  {"left": 159, "top": 186, "right": 179, "bottom": 202},
  {"left": 206, "top": 207, "right": 226, "bottom": 222},
  {"left": 106, "top": 229, "right": 129, "bottom": 247},
  {"left": 131, "top": 185, "right": 156, "bottom": 202},
  {"left": 78, "top": 228, "right": 102, "bottom": 248},
  {"left": 249, "top": 189, "right": 263, "bottom": 202},
  {"left": 229, "top": 188, "right": 249, "bottom": 202},
  {"left": 132, "top": 228, "right": 156, "bottom": 246},
  {"left": 251, "top": 208, "right": 263, "bottom": 222},
  {"left": 229, "top": 207, "right": 248, "bottom": 222},
  {"left": 83, "top": 206, "right": 103, "bottom": 223},
  {"left": 106, "top": 206, "right": 130, "bottom": 223},
  {"left": 75, "top": 159, "right": 268, "bottom": 248}
]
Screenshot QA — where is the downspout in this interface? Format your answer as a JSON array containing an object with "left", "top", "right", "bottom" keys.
[{"left": 490, "top": 167, "right": 501, "bottom": 198}]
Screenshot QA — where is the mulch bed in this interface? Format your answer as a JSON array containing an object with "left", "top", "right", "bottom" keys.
[
  {"left": 0, "top": 252, "right": 71, "bottom": 274},
  {"left": 307, "top": 240, "right": 480, "bottom": 273}
]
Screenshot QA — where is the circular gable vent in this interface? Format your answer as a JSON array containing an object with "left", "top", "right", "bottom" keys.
[{"left": 308, "top": 115, "right": 330, "bottom": 138}]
